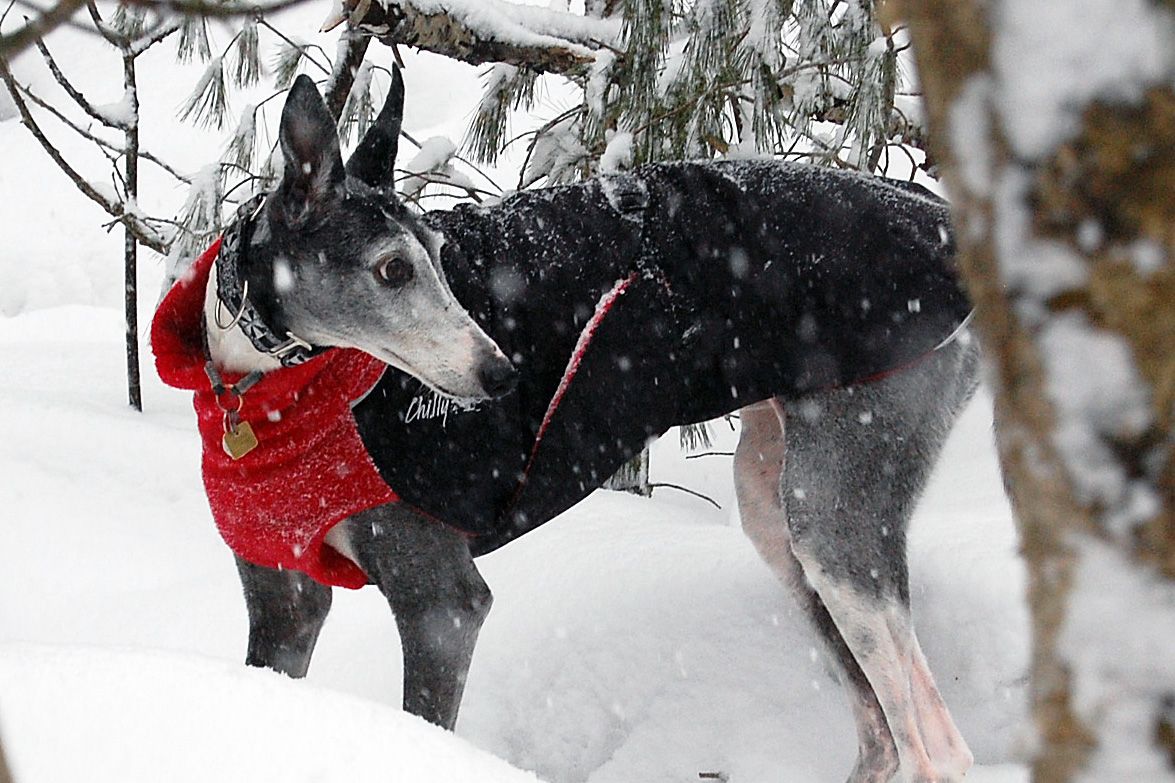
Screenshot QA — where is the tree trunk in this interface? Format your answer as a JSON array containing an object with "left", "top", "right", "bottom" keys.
[
  {"left": 895, "top": 1, "right": 1175, "bottom": 779},
  {"left": 124, "top": 51, "right": 141, "bottom": 412},
  {"left": 0, "top": 730, "right": 13, "bottom": 783}
]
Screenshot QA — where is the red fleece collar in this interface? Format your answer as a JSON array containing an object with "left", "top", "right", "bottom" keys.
[{"left": 152, "top": 240, "right": 396, "bottom": 589}]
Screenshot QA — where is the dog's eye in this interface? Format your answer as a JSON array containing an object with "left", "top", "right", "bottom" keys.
[{"left": 375, "top": 256, "right": 414, "bottom": 288}]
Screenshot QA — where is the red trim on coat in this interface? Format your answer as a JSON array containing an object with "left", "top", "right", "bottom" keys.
[{"left": 518, "top": 272, "right": 638, "bottom": 485}]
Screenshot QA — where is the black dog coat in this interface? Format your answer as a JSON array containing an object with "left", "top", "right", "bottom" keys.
[{"left": 354, "top": 160, "right": 970, "bottom": 555}]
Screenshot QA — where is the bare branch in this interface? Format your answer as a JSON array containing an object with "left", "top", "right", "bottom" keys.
[
  {"left": 121, "top": 0, "right": 312, "bottom": 19},
  {"left": 646, "top": 483, "right": 721, "bottom": 509},
  {"left": 0, "top": 0, "right": 313, "bottom": 56},
  {"left": 35, "top": 36, "right": 130, "bottom": 129},
  {"left": 129, "top": 16, "right": 180, "bottom": 54},
  {"left": 0, "top": 55, "right": 168, "bottom": 253},
  {"left": 16, "top": 81, "right": 191, "bottom": 185},
  {"left": 0, "top": 0, "right": 85, "bottom": 58}
]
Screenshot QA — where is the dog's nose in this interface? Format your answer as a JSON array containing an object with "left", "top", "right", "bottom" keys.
[{"left": 479, "top": 358, "right": 518, "bottom": 398}]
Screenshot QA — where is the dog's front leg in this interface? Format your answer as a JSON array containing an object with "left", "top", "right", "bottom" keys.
[
  {"left": 236, "top": 557, "right": 333, "bottom": 678},
  {"left": 343, "top": 504, "right": 492, "bottom": 730}
]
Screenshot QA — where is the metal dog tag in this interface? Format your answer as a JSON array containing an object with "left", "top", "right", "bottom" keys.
[{"left": 223, "top": 420, "right": 259, "bottom": 460}]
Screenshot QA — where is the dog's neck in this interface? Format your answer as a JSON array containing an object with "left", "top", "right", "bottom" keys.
[{"left": 203, "top": 260, "right": 282, "bottom": 374}]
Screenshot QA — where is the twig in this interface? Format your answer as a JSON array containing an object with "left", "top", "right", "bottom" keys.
[
  {"left": 258, "top": 18, "right": 331, "bottom": 75},
  {"left": 16, "top": 81, "right": 191, "bottom": 185},
  {"left": 684, "top": 451, "right": 734, "bottom": 459},
  {"left": 647, "top": 483, "right": 721, "bottom": 509},
  {"left": 33, "top": 30, "right": 130, "bottom": 129},
  {"left": 394, "top": 169, "right": 494, "bottom": 201},
  {"left": 0, "top": 0, "right": 85, "bottom": 58},
  {"left": 0, "top": 54, "right": 167, "bottom": 253},
  {"left": 129, "top": 17, "right": 180, "bottom": 55}
]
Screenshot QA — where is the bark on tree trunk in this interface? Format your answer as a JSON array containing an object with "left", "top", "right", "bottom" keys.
[
  {"left": 0, "top": 731, "right": 12, "bottom": 783},
  {"left": 895, "top": 1, "right": 1175, "bottom": 779},
  {"left": 124, "top": 51, "right": 141, "bottom": 412}
]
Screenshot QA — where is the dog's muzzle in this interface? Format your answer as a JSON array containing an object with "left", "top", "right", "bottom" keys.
[{"left": 479, "top": 356, "right": 518, "bottom": 399}]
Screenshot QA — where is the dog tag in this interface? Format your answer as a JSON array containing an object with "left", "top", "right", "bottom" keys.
[{"left": 223, "top": 420, "right": 259, "bottom": 460}]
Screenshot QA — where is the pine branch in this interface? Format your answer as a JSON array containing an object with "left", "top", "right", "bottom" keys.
[
  {"left": 344, "top": 0, "right": 616, "bottom": 75},
  {"left": 228, "top": 18, "right": 261, "bottom": 86},
  {"left": 179, "top": 55, "right": 229, "bottom": 128}
]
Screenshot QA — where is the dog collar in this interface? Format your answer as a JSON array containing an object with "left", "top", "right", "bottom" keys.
[{"left": 214, "top": 195, "right": 325, "bottom": 368}]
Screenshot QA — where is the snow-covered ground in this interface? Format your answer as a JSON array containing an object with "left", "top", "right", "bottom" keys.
[
  {"left": 1, "top": 9, "right": 1031, "bottom": 782},
  {"left": 0, "top": 304, "right": 1030, "bottom": 782}
]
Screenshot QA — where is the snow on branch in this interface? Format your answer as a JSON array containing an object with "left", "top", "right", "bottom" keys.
[{"left": 332, "top": 0, "right": 620, "bottom": 75}]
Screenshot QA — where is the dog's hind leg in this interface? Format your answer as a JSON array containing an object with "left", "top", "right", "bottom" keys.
[
  {"left": 236, "top": 556, "right": 333, "bottom": 678},
  {"left": 341, "top": 504, "right": 492, "bottom": 730},
  {"left": 778, "top": 344, "right": 977, "bottom": 782},
  {"left": 736, "top": 400, "right": 899, "bottom": 782}
]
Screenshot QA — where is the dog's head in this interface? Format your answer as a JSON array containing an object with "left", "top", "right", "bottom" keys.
[{"left": 242, "top": 73, "right": 515, "bottom": 401}]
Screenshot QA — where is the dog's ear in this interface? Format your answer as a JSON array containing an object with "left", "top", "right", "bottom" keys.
[
  {"left": 276, "top": 75, "right": 346, "bottom": 226},
  {"left": 345, "top": 65, "right": 404, "bottom": 189}
]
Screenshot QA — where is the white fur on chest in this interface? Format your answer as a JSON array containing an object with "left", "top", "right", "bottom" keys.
[{"left": 203, "top": 261, "right": 282, "bottom": 374}]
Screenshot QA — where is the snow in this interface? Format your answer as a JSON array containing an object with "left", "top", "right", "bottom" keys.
[
  {"left": 0, "top": 305, "right": 1031, "bottom": 781},
  {"left": 93, "top": 89, "right": 136, "bottom": 128},
  {"left": 1061, "top": 538, "right": 1175, "bottom": 783},
  {"left": 0, "top": 645, "right": 540, "bottom": 783},
  {"left": 394, "top": 0, "right": 619, "bottom": 58},
  {"left": 993, "top": 169, "right": 1088, "bottom": 303},
  {"left": 598, "top": 130, "right": 632, "bottom": 173},
  {"left": 400, "top": 135, "right": 459, "bottom": 198}
]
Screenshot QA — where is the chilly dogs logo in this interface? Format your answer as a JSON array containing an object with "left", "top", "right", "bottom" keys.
[{"left": 404, "top": 391, "right": 462, "bottom": 427}]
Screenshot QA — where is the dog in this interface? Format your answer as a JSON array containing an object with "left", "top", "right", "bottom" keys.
[{"left": 153, "top": 73, "right": 980, "bottom": 783}]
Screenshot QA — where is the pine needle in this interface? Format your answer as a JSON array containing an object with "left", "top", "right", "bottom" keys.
[
  {"left": 179, "top": 56, "right": 229, "bottom": 129},
  {"left": 223, "top": 104, "right": 257, "bottom": 170},
  {"left": 167, "top": 164, "right": 225, "bottom": 274},
  {"left": 232, "top": 20, "right": 263, "bottom": 88},
  {"left": 464, "top": 64, "right": 537, "bottom": 165},
  {"left": 110, "top": 2, "right": 146, "bottom": 38},
  {"left": 176, "top": 15, "right": 212, "bottom": 63},
  {"left": 679, "top": 422, "right": 714, "bottom": 452},
  {"left": 337, "top": 61, "right": 374, "bottom": 146},
  {"left": 271, "top": 36, "right": 310, "bottom": 89}
]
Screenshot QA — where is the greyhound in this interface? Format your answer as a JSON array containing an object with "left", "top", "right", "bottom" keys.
[{"left": 153, "top": 73, "right": 980, "bottom": 783}]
